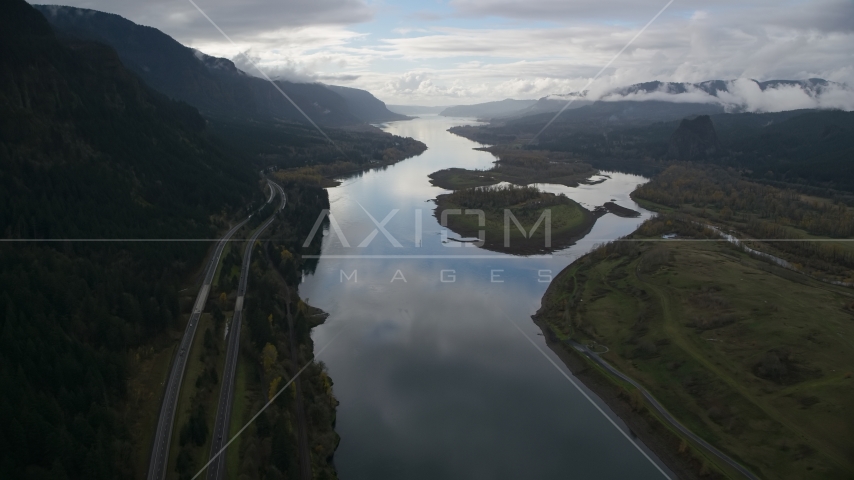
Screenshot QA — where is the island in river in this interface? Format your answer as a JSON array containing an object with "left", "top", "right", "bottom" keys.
[
  {"left": 429, "top": 147, "right": 597, "bottom": 189},
  {"left": 433, "top": 184, "right": 599, "bottom": 255},
  {"left": 429, "top": 145, "right": 640, "bottom": 254}
]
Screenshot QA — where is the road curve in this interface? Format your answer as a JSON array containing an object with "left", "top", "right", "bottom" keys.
[
  {"left": 147, "top": 218, "right": 249, "bottom": 480},
  {"left": 568, "top": 339, "right": 759, "bottom": 480},
  {"left": 206, "top": 181, "right": 286, "bottom": 480}
]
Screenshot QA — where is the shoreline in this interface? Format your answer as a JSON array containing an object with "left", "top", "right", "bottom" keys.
[
  {"left": 433, "top": 193, "right": 601, "bottom": 255},
  {"left": 531, "top": 269, "right": 719, "bottom": 480},
  {"left": 274, "top": 139, "right": 428, "bottom": 188}
]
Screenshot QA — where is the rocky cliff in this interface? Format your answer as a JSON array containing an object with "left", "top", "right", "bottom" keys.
[{"left": 668, "top": 115, "right": 721, "bottom": 160}]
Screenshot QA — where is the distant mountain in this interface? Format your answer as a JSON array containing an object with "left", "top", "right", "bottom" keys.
[
  {"left": 502, "top": 78, "right": 849, "bottom": 124},
  {"left": 325, "top": 84, "right": 409, "bottom": 122},
  {"left": 34, "top": 5, "right": 403, "bottom": 125},
  {"left": 439, "top": 99, "right": 537, "bottom": 118},
  {"left": 387, "top": 105, "right": 450, "bottom": 115},
  {"left": 513, "top": 96, "right": 594, "bottom": 117},
  {"left": 610, "top": 78, "right": 837, "bottom": 99},
  {"left": 512, "top": 100, "right": 726, "bottom": 130}
]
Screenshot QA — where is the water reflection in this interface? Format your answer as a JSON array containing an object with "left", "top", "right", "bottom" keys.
[{"left": 300, "top": 115, "right": 671, "bottom": 479}]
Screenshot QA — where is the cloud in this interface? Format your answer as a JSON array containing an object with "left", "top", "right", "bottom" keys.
[
  {"left": 596, "top": 79, "right": 854, "bottom": 112},
  {"left": 448, "top": 0, "right": 854, "bottom": 32},
  {"left": 599, "top": 89, "right": 721, "bottom": 106},
  {"left": 190, "top": 24, "right": 371, "bottom": 82},
  {"left": 48, "top": 0, "right": 374, "bottom": 42},
  {"left": 232, "top": 52, "right": 318, "bottom": 83},
  {"left": 41, "top": 0, "right": 854, "bottom": 106},
  {"left": 319, "top": 74, "right": 362, "bottom": 81},
  {"left": 449, "top": 0, "right": 668, "bottom": 21},
  {"left": 363, "top": 0, "right": 854, "bottom": 105},
  {"left": 717, "top": 79, "right": 854, "bottom": 112},
  {"left": 372, "top": 69, "right": 593, "bottom": 104},
  {"left": 383, "top": 72, "right": 471, "bottom": 98}
]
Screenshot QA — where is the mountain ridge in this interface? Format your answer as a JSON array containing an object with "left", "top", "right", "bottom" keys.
[
  {"left": 34, "top": 4, "right": 406, "bottom": 125},
  {"left": 529, "top": 78, "right": 849, "bottom": 115},
  {"left": 439, "top": 99, "right": 538, "bottom": 118},
  {"left": 324, "top": 84, "right": 409, "bottom": 122}
]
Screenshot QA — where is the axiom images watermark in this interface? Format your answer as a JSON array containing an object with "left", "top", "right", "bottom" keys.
[
  {"left": 302, "top": 207, "right": 553, "bottom": 251},
  {"left": 335, "top": 268, "right": 554, "bottom": 283}
]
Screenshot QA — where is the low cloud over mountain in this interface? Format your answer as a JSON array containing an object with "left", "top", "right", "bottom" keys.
[{"left": 593, "top": 78, "right": 854, "bottom": 113}]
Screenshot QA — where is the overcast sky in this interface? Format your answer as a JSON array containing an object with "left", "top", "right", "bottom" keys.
[{"left": 36, "top": 0, "right": 854, "bottom": 105}]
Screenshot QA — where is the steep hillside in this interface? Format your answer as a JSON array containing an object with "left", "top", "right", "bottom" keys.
[
  {"left": 34, "top": 5, "right": 404, "bottom": 125},
  {"left": 449, "top": 105, "right": 854, "bottom": 193},
  {"left": 325, "top": 84, "right": 409, "bottom": 122},
  {"left": 667, "top": 115, "right": 721, "bottom": 160},
  {"left": 0, "top": 1, "right": 258, "bottom": 478},
  {"left": 720, "top": 110, "right": 854, "bottom": 191},
  {"left": 519, "top": 100, "right": 726, "bottom": 130}
]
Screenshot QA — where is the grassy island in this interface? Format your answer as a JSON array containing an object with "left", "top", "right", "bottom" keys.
[
  {"left": 434, "top": 185, "right": 598, "bottom": 254},
  {"left": 429, "top": 147, "right": 597, "bottom": 189}
]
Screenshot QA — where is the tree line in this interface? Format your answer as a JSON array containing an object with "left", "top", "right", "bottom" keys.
[{"left": 634, "top": 164, "right": 854, "bottom": 278}]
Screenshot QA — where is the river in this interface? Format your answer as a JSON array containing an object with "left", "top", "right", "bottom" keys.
[{"left": 299, "top": 115, "right": 673, "bottom": 479}]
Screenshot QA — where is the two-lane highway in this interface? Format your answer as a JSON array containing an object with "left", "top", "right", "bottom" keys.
[
  {"left": 147, "top": 217, "right": 249, "bottom": 480},
  {"left": 206, "top": 181, "right": 286, "bottom": 480}
]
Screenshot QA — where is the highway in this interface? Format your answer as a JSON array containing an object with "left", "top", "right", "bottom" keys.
[
  {"left": 567, "top": 339, "right": 759, "bottom": 480},
  {"left": 147, "top": 217, "right": 249, "bottom": 480},
  {"left": 206, "top": 181, "right": 286, "bottom": 480}
]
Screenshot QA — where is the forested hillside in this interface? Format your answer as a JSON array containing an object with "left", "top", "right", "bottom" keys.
[
  {"left": 720, "top": 110, "right": 854, "bottom": 191},
  {"left": 451, "top": 108, "right": 854, "bottom": 195},
  {"left": 0, "top": 0, "right": 258, "bottom": 477},
  {"left": 35, "top": 5, "right": 408, "bottom": 126}
]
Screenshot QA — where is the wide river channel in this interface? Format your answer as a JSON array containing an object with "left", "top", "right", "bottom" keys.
[{"left": 300, "top": 115, "right": 672, "bottom": 479}]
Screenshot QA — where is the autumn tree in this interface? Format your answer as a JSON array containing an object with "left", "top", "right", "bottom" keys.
[{"left": 262, "top": 343, "right": 278, "bottom": 374}]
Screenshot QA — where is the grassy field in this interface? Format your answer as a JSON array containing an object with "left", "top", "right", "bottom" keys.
[{"left": 537, "top": 224, "right": 854, "bottom": 478}]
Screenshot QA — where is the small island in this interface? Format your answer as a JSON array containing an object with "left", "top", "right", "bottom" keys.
[
  {"left": 428, "top": 147, "right": 597, "bottom": 189},
  {"left": 603, "top": 201, "right": 641, "bottom": 218},
  {"left": 434, "top": 185, "right": 599, "bottom": 254}
]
